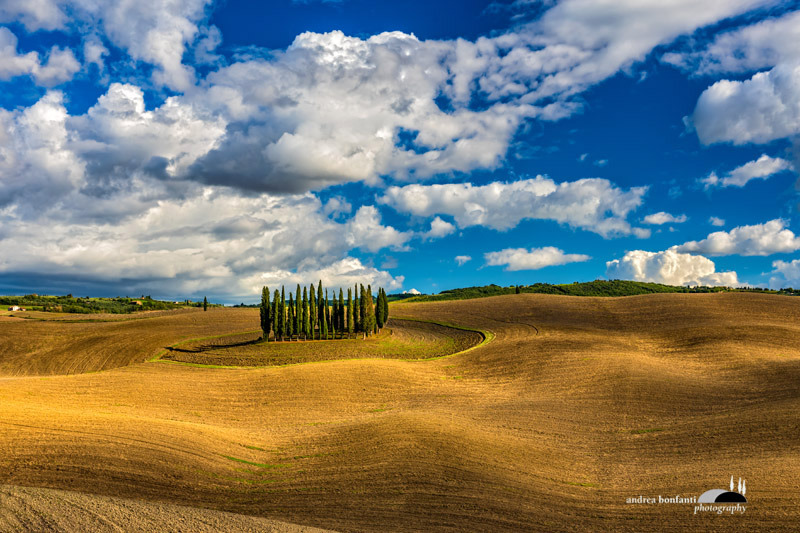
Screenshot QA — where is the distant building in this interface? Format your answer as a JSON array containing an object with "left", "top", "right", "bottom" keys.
[{"left": 8, "top": 306, "right": 21, "bottom": 311}]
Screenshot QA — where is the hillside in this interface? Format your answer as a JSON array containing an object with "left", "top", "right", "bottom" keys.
[
  {"left": 399, "top": 279, "right": 800, "bottom": 302},
  {"left": 1, "top": 292, "right": 798, "bottom": 531}
]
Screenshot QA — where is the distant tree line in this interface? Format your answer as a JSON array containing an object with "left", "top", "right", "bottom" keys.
[
  {"left": 259, "top": 281, "right": 389, "bottom": 341},
  {"left": 0, "top": 294, "right": 191, "bottom": 314},
  {"left": 400, "top": 280, "right": 800, "bottom": 302}
]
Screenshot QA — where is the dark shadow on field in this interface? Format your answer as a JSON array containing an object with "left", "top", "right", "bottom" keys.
[{"left": 166, "top": 337, "right": 262, "bottom": 353}]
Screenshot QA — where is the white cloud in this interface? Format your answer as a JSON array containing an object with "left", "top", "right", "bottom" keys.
[
  {"left": 0, "top": 0, "right": 213, "bottom": 90},
  {"left": 0, "top": 187, "right": 406, "bottom": 302},
  {"left": 257, "top": 257, "right": 404, "bottom": 293},
  {"left": 606, "top": 249, "right": 739, "bottom": 287},
  {"left": 673, "top": 219, "right": 800, "bottom": 256},
  {"left": 423, "top": 217, "right": 455, "bottom": 240},
  {"left": 403, "top": 288, "right": 421, "bottom": 295},
  {"left": 686, "top": 11, "right": 800, "bottom": 146},
  {"left": 768, "top": 259, "right": 800, "bottom": 289},
  {"left": 379, "top": 176, "right": 648, "bottom": 237},
  {"left": 667, "top": 10, "right": 800, "bottom": 76},
  {"left": 323, "top": 196, "right": 352, "bottom": 218},
  {"left": 1, "top": 2, "right": 781, "bottom": 195},
  {"left": 709, "top": 216, "right": 725, "bottom": 227},
  {"left": 693, "top": 65, "right": 800, "bottom": 145},
  {"left": 0, "top": 27, "right": 80, "bottom": 86},
  {"left": 485, "top": 246, "right": 590, "bottom": 271},
  {"left": 455, "top": 255, "right": 472, "bottom": 266},
  {"left": 643, "top": 211, "right": 688, "bottom": 225},
  {"left": 701, "top": 154, "right": 792, "bottom": 189},
  {"left": 344, "top": 206, "right": 413, "bottom": 253}
]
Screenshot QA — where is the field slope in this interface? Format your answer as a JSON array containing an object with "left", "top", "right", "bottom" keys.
[{"left": 1, "top": 292, "right": 799, "bottom": 531}]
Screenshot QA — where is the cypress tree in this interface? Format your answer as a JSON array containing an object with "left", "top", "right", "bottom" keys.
[
  {"left": 279, "top": 286, "right": 286, "bottom": 341},
  {"left": 347, "top": 288, "right": 353, "bottom": 337},
  {"left": 260, "top": 286, "right": 270, "bottom": 340},
  {"left": 366, "top": 284, "right": 376, "bottom": 336},
  {"left": 382, "top": 287, "right": 389, "bottom": 324},
  {"left": 203, "top": 296, "right": 208, "bottom": 311},
  {"left": 295, "top": 284, "right": 301, "bottom": 339},
  {"left": 332, "top": 297, "right": 338, "bottom": 338},
  {"left": 317, "top": 280, "right": 324, "bottom": 340},
  {"left": 338, "top": 288, "right": 344, "bottom": 331},
  {"left": 353, "top": 284, "right": 359, "bottom": 332},
  {"left": 302, "top": 286, "right": 309, "bottom": 340},
  {"left": 287, "top": 293, "right": 295, "bottom": 339},
  {"left": 321, "top": 289, "right": 328, "bottom": 340},
  {"left": 272, "top": 289, "right": 280, "bottom": 341},
  {"left": 309, "top": 284, "right": 317, "bottom": 340},
  {"left": 359, "top": 284, "right": 367, "bottom": 337},
  {"left": 375, "top": 287, "right": 385, "bottom": 329}
]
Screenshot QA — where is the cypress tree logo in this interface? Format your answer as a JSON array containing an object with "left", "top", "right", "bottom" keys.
[{"left": 697, "top": 476, "right": 747, "bottom": 503}]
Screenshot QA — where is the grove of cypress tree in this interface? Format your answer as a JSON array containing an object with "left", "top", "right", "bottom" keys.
[
  {"left": 302, "top": 286, "right": 309, "bottom": 340},
  {"left": 347, "top": 288, "right": 353, "bottom": 337},
  {"left": 260, "top": 286, "right": 270, "bottom": 340}
]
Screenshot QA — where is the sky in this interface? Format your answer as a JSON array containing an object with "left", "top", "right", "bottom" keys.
[{"left": 1, "top": 0, "right": 800, "bottom": 304}]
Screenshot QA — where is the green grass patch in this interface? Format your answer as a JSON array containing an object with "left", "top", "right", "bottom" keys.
[
  {"left": 630, "top": 428, "right": 664, "bottom": 434},
  {"left": 221, "top": 455, "right": 290, "bottom": 469}
]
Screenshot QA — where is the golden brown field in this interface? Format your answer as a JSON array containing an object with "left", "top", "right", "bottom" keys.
[{"left": 1, "top": 292, "right": 799, "bottom": 531}]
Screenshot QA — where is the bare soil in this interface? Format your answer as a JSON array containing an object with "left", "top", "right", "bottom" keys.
[{"left": 1, "top": 292, "right": 798, "bottom": 531}]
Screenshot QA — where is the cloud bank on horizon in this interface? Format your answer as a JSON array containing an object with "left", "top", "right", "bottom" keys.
[{"left": 0, "top": 0, "right": 799, "bottom": 301}]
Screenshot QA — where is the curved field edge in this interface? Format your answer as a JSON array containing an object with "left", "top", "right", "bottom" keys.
[{"left": 148, "top": 318, "right": 493, "bottom": 369}]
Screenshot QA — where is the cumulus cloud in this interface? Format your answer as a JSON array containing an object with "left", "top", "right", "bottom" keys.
[
  {"left": 455, "top": 255, "right": 472, "bottom": 266},
  {"left": 423, "top": 217, "right": 456, "bottom": 240},
  {"left": 666, "top": 10, "right": 800, "bottom": 76},
  {"left": 643, "top": 211, "right": 687, "bottom": 225},
  {"left": 606, "top": 249, "right": 739, "bottom": 287},
  {"left": 768, "top": 259, "right": 800, "bottom": 289},
  {"left": 403, "top": 288, "right": 421, "bottom": 295},
  {"left": 686, "top": 10, "right": 800, "bottom": 146},
  {"left": 0, "top": 188, "right": 406, "bottom": 302},
  {"left": 701, "top": 154, "right": 792, "bottom": 189},
  {"left": 258, "top": 257, "right": 404, "bottom": 293},
  {"left": 0, "top": 0, "right": 214, "bottom": 90},
  {"left": 709, "top": 216, "right": 725, "bottom": 227},
  {"left": 485, "top": 246, "right": 590, "bottom": 271},
  {"left": 379, "top": 176, "right": 648, "bottom": 237},
  {"left": 673, "top": 219, "right": 800, "bottom": 256},
  {"left": 1, "top": 1, "right": 780, "bottom": 196},
  {"left": 345, "top": 206, "right": 412, "bottom": 253},
  {"left": 0, "top": 27, "right": 80, "bottom": 86}
]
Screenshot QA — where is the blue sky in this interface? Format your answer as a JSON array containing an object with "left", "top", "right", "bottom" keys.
[{"left": 1, "top": 0, "right": 800, "bottom": 303}]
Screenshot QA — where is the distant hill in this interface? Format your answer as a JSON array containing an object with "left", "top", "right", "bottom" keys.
[
  {"left": 396, "top": 280, "right": 800, "bottom": 302},
  {"left": 0, "top": 294, "right": 199, "bottom": 314}
]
